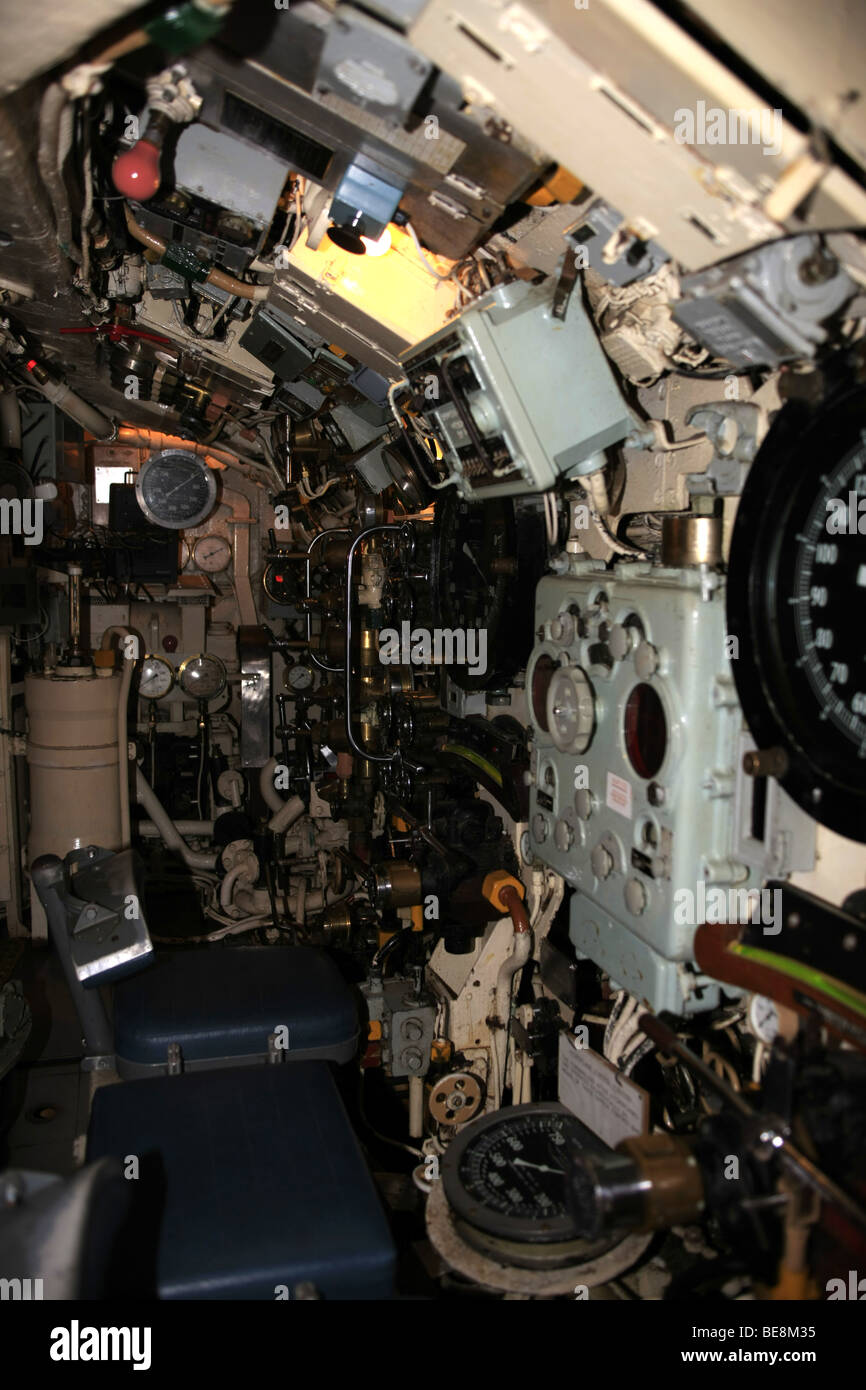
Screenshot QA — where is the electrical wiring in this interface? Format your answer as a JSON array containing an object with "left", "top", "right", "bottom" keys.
[
  {"left": 404, "top": 221, "right": 457, "bottom": 282},
  {"left": 172, "top": 296, "right": 235, "bottom": 341},
  {"left": 658, "top": 433, "right": 710, "bottom": 450},
  {"left": 202, "top": 915, "right": 273, "bottom": 940},
  {"left": 273, "top": 176, "right": 306, "bottom": 260},
  {"left": 254, "top": 429, "right": 286, "bottom": 492},
  {"left": 298, "top": 474, "right": 344, "bottom": 501},
  {"left": 387, "top": 378, "right": 409, "bottom": 435},
  {"left": 21, "top": 606, "right": 51, "bottom": 645},
  {"left": 79, "top": 100, "right": 95, "bottom": 294},
  {"left": 208, "top": 294, "right": 237, "bottom": 336},
  {"left": 544, "top": 494, "right": 558, "bottom": 547},
  {"left": 386, "top": 380, "right": 459, "bottom": 490}
]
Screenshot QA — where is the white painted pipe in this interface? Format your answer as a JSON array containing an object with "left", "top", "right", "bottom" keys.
[
  {"left": 29, "top": 370, "right": 114, "bottom": 440},
  {"left": 409, "top": 1075, "right": 424, "bottom": 1139},
  {"left": 268, "top": 793, "right": 305, "bottom": 835},
  {"left": 259, "top": 757, "right": 284, "bottom": 814},
  {"left": 99, "top": 625, "right": 134, "bottom": 848},
  {"left": 134, "top": 768, "right": 217, "bottom": 870},
  {"left": 220, "top": 862, "right": 253, "bottom": 914},
  {"left": 138, "top": 820, "right": 214, "bottom": 837}
]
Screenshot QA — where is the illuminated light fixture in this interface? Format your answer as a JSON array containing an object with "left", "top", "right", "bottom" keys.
[
  {"left": 360, "top": 227, "right": 392, "bottom": 258},
  {"left": 325, "top": 162, "right": 403, "bottom": 256},
  {"left": 280, "top": 223, "right": 460, "bottom": 353},
  {"left": 326, "top": 222, "right": 366, "bottom": 255}
]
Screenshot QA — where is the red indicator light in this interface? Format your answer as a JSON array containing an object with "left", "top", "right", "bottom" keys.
[
  {"left": 26, "top": 359, "right": 37, "bottom": 371},
  {"left": 111, "top": 140, "right": 161, "bottom": 200}
]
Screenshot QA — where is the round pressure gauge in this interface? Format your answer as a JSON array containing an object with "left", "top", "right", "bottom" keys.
[
  {"left": 135, "top": 450, "right": 218, "bottom": 530},
  {"left": 747, "top": 994, "right": 780, "bottom": 1045},
  {"left": 286, "top": 662, "right": 315, "bottom": 692},
  {"left": 193, "top": 534, "right": 232, "bottom": 573},
  {"left": 727, "top": 368, "right": 866, "bottom": 840},
  {"left": 441, "top": 1103, "right": 611, "bottom": 1267},
  {"left": 178, "top": 653, "right": 227, "bottom": 701},
  {"left": 139, "top": 654, "right": 174, "bottom": 701},
  {"left": 430, "top": 494, "right": 545, "bottom": 691},
  {"left": 263, "top": 560, "right": 299, "bottom": 606}
]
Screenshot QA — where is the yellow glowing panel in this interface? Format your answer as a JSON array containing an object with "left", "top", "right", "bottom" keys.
[{"left": 284, "top": 224, "right": 460, "bottom": 351}]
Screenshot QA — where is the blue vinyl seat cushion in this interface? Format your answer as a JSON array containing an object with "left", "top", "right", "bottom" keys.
[
  {"left": 113, "top": 945, "right": 359, "bottom": 1072},
  {"left": 87, "top": 1062, "right": 395, "bottom": 1300}
]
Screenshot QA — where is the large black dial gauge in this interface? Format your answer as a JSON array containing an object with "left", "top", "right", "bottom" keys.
[
  {"left": 135, "top": 450, "right": 218, "bottom": 530},
  {"left": 441, "top": 1102, "right": 612, "bottom": 1266},
  {"left": 727, "top": 371, "right": 866, "bottom": 841},
  {"left": 430, "top": 495, "right": 545, "bottom": 691}
]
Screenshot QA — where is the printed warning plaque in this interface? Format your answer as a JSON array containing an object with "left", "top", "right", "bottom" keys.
[{"left": 558, "top": 1033, "right": 649, "bottom": 1149}]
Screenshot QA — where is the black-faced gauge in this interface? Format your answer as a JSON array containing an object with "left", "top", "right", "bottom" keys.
[
  {"left": 430, "top": 495, "right": 545, "bottom": 691},
  {"left": 139, "top": 654, "right": 174, "bottom": 701},
  {"left": 727, "top": 370, "right": 866, "bottom": 841},
  {"left": 441, "top": 1103, "right": 612, "bottom": 1267},
  {"left": 135, "top": 450, "right": 218, "bottom": 530},
  {"left": 178, "top": 653, "right": 227, "bottom": 701},
  {"left": 263, "top": 560, "right": 299, "bottom": 606},
  {"left": 193, "top": 534, "right": 232, "bottom": 573}
]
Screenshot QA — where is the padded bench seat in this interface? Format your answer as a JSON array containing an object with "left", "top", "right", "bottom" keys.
[
  {"left": 113, "top": 945, "right": 358, "bottom": 1077},
  {"left": 87, "top": 1062, "right": 395, "bottom": 1300}
]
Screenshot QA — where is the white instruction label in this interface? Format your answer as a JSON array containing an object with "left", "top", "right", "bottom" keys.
[
  {"left": 606, "top": 771, "right": 632, "bottom": 819},
  {"left": 558, "top": 1034, "right": 648, "bottom": 1149}
]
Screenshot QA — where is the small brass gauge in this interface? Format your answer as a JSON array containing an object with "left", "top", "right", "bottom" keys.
[
  {"left": 178, "top": 653, "right": 227, "bottom": 701},
  {"left": 286, "top": 662, "right": 315, "bottom": 692},
  {"left": 139, "top": 654, "right": 175, "bottom": 701}
]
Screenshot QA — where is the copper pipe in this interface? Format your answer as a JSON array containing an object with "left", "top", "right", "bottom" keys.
[
  {"left": 123, "top": 205, "right": 269, "bottom": 302},
  {"left": 499, "top": 883, "right": 530, "bottom": 933}
]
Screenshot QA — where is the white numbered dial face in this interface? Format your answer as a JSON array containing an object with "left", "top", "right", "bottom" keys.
[
  {"left": 748, "top": 994, "right": 780, "bottom": 1044},
  {"left": 140, "top": 654, "right": 174, "bottom": 700},
  {"left": 287, "top": 663, "right": 314, "bottom": 691},
  {"left": 178, "top": 653, "right": 227, "bottom": 701},
  {"left": 193, "top": 534, "right": 232, "bottom": 573}
]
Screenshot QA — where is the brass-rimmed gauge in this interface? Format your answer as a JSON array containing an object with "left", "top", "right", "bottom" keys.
[
  {"left": 178, "top": 653, "right": 227, "bottom": 701},
  {"left": 193, "top": 534, "right": 232, "bottom": 574},
  {"left": 139, "top": 654, "right": 174, "bottom": 701},
  {"left": 286, "top": 662, "right": 315, "bottom": 692},
  {"left": 263, "top": 559, "right": 299, "bottom": 606}
]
